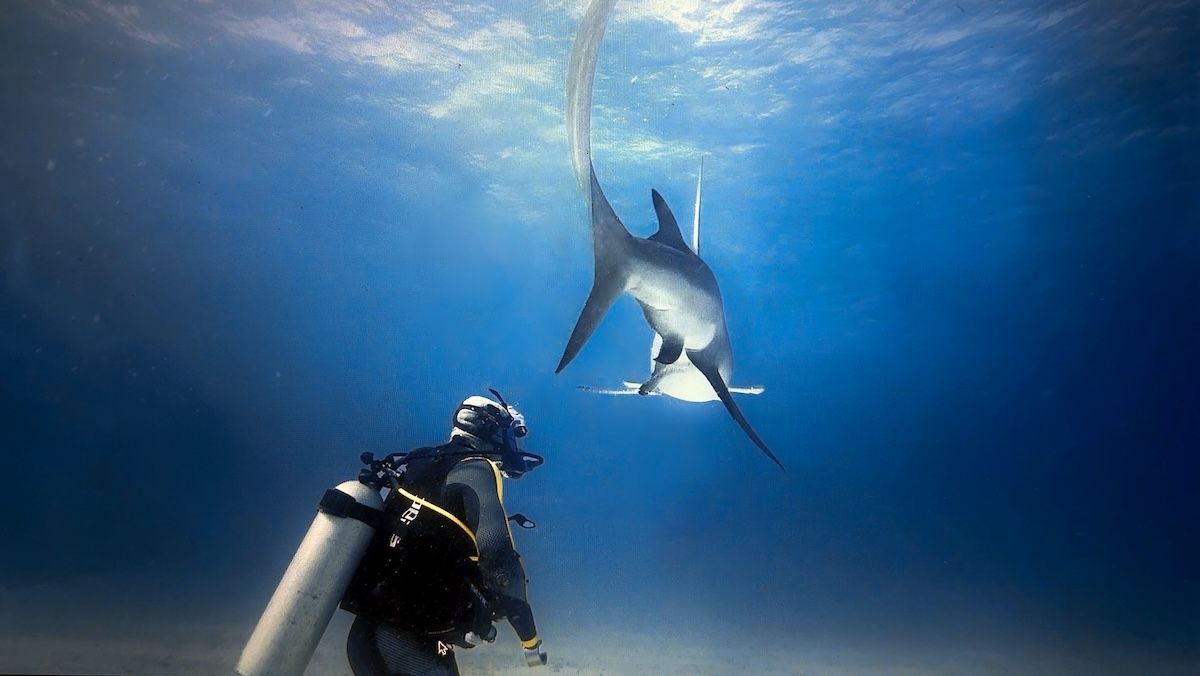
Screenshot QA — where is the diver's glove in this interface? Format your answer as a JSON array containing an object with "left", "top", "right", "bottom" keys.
[{"left": 522, "top": 639, "right": 547, "bottom": 667}]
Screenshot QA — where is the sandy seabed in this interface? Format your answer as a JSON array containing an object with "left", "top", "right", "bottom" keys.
[
  {"left": 1, "top": 608, "right": 1193, "bottom": 676},
  {"left": 0, "top": 578, "right": 1192, "bottom": 676}
]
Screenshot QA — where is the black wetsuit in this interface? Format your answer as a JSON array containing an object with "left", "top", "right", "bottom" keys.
[{"left": 346, "top": 442, "right": 539, "bottom": 676}]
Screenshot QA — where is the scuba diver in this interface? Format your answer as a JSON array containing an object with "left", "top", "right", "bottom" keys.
[{"left": 341, "top": 391, "right": 549, "bottom": 676}]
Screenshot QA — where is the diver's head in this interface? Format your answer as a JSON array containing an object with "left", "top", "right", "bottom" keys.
[{"left": 449, "top": 389, "right": 543, "bottom": 479}]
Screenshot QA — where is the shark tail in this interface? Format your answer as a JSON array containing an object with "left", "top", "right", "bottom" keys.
[
  {"left": 557, "top": 0, "right": 632, "bottom": 375},
  {"left": 566, "top": 0, "right": 618, "bottom": 197}
]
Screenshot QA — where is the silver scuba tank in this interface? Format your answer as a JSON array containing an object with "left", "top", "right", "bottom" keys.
[{"left": 237, "top": 480, "right": 384, "bottom": 676}]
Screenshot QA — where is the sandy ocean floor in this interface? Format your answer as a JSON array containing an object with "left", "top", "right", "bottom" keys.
[
  {"left": 0, "top": 576, "right": 1193, "bottom": 676},
  {"left": 1, "top": 607, "right": 1194, "bottom": 676}
]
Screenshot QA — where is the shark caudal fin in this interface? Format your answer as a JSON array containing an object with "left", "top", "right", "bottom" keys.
[
  {"left": 687, "top": 345, "right": 785, "bottom": 470},
  {"left": 560, "top": 0, "right": 626, "bottom": 374},
  {"left": 556, "top": 164, "right": 634, "bottom": 374}
]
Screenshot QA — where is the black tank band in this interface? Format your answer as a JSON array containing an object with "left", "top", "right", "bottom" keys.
[{"left": 318, "top": 488, "right": 388, "bottom": 531}]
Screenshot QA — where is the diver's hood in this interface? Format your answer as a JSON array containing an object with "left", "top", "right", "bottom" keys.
[{"left": 449, "top": 390, "right": 543, "bottom": 478}]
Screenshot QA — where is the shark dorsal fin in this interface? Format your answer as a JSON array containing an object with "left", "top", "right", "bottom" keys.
[
  {"left": 692, "top": 156, "right": 702, "bottom": 253},
  {"left": 648, "top": 189, "right": 692, "bottom": 254}
]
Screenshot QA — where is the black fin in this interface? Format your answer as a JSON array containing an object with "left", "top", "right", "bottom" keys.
[
  {"left": 648, "top": 189, "right": 692, "bottom": 253},
  {"left": 687, "top": 347, "right": 785, "bottom": 471},
  {"left": 655, "top": 336, "right": 684, "bottom": 365},
  {"left": 556, "top": 272, "right": 624, "bottom": 373}
]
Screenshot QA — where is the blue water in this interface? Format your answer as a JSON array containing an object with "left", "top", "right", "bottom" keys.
[{"left": 1, "top": 1, "right": 1197, "bottom": 673}]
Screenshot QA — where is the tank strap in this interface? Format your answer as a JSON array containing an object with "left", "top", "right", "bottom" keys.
[{"left": 318, "top": 487, "right": 388, "bottom": 531}]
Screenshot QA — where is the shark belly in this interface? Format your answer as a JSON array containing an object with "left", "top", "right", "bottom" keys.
[
  {"left": 653, "top": 355, "right": 719, "bottom": 401},
  {"left": 628, "top": 252, "right": 722, "bottom": 351}
]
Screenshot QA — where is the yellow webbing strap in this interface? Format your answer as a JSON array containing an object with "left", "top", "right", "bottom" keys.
[
  {"left": 479, "top": 458, "right": 520, "bottom": 545},
  {"left": 392, "top": 486, "right": 478, "bottom": 555}
]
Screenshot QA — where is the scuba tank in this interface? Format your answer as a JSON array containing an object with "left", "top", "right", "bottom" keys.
[
  {"left": 238, "top": 443, "right": 538, "bottom": 676},
  {"left": 236, "top": 454, "right": 401, "bottom": 676}
]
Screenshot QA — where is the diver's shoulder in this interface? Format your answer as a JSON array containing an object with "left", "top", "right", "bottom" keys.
[
  {"left": 449, "top": 454, "right": 500, "bottom": 471},
  {"left": 445, "top": 454, "right": 502, "bottom": 482}
]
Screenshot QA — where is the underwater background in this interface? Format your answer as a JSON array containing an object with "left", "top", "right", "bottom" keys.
[{"left": 1, "top": 0, "right": 1197, "bottom": 673}]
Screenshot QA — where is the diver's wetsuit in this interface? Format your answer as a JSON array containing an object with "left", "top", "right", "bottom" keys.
[{"left": 347, "top": 447, "right": 539, "bottom": 676}]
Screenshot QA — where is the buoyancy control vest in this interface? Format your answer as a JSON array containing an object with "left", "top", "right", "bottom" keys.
[{"left": 340, "top": 444, "right": 491, "bottom": 637}]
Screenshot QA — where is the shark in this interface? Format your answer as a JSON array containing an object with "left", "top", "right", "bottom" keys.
[
  {"left": 577, "top": 158, "right": 767, "bottom": 402},
  {"left": 556, "top": 0, "right": 783, "bottom": 470}
]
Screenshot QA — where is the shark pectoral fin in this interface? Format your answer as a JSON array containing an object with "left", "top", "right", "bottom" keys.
[
  {"left": 687, "top": 348, "right": 785, "bottom": 471},
  {"left": 556, "top": 272, "right": 625, "bottom": 374},
  {"left": 654, "top": 336, "right": 684, "bottom": 365},
  {"left": 648, "top": 189, "right": 692, "bottom": 254}
]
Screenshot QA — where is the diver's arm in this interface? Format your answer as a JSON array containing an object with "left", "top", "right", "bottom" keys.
[{"left": 444, "top": 458, "right": 540, "bottom": 647}]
